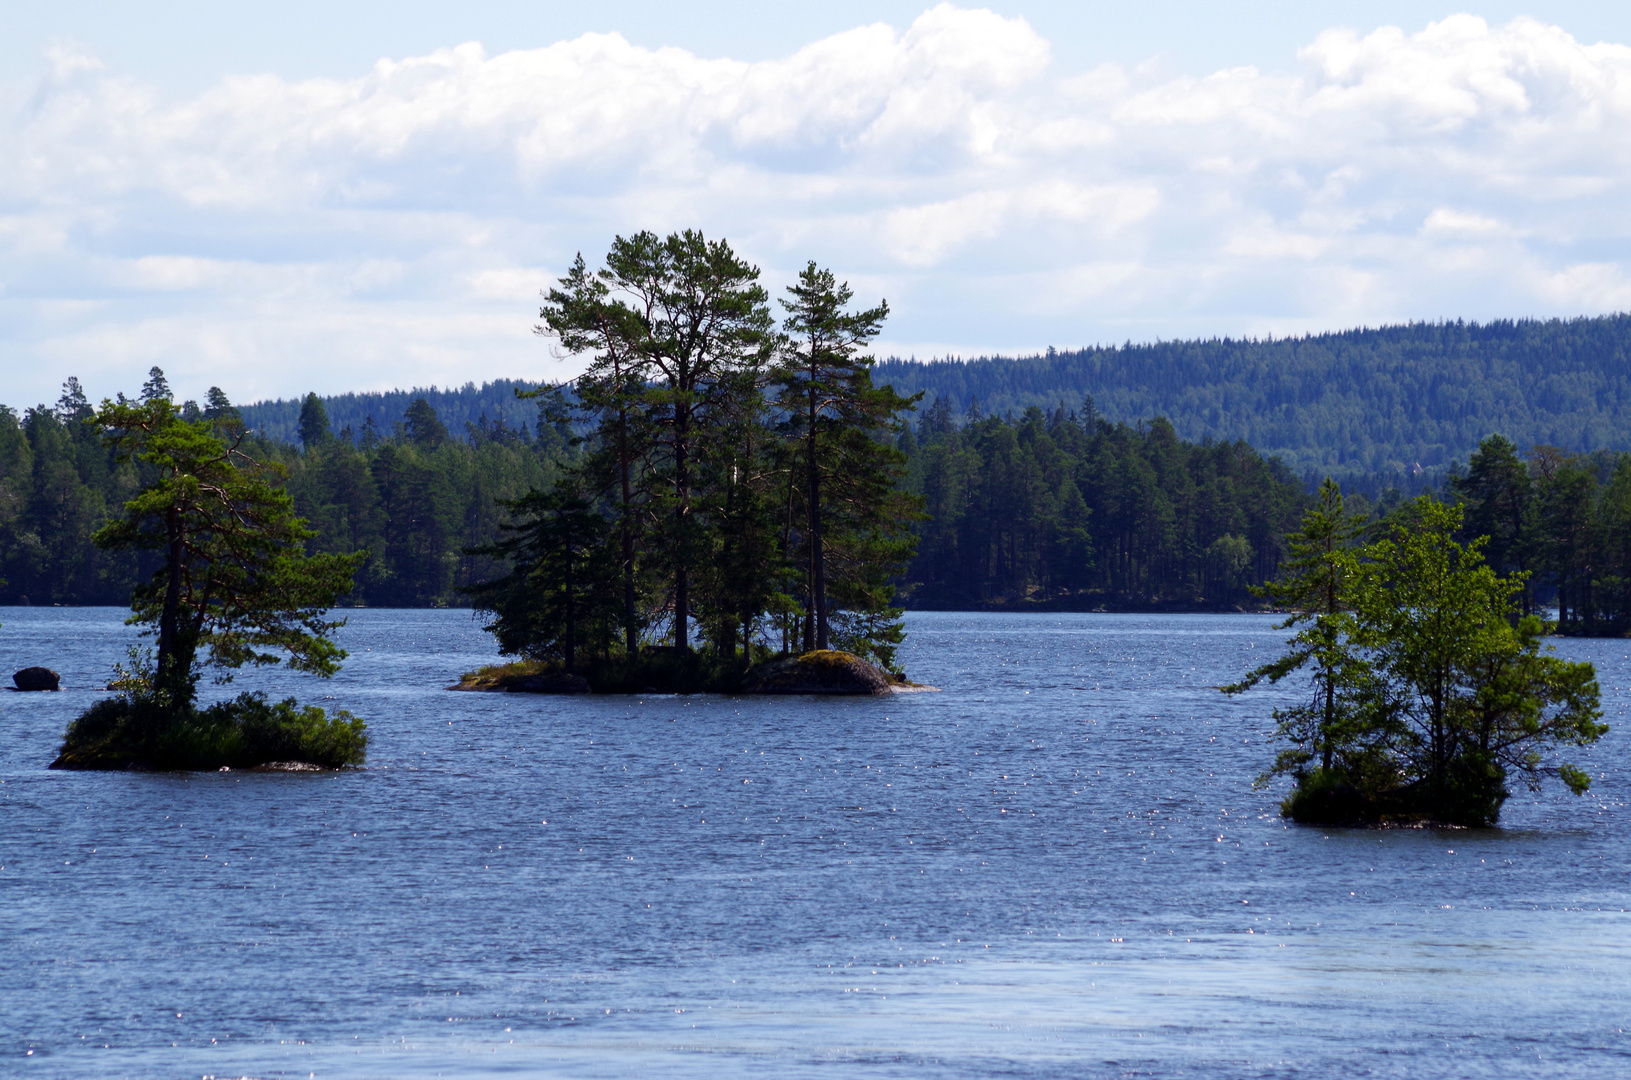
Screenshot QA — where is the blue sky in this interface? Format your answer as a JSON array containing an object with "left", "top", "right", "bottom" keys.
[{"left": 4, "top": 2, "right": 1631, "bottom": 407}]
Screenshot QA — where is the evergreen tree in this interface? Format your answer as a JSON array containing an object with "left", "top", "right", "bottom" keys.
[
  {"left": 403, "top": 398, "right": 450, "bottom": 449},
  {"left": 89, "top": 397, "right": 364, "bottom": 708},
  {"left": 537, "top": 253, "right": 651, "bottom": 654},
  {"left": 141, "top": 367, "right": 172, "bottom": 404},
  {"left": 597, "top": 229, "right": 775, "bottom": 651},
  {"left": 1226, "top": 479, "right": 1369, "bottom": 777},
  {"left": 203, "top": 387, "right": 240, "bottom": 427},
  {"left": 298, "top": 392, "right": 332, "bottom": 450},
  {"left": 772, "top": 261, "right": 913, "bottom": 651},
  {"left": 466, "top": 486, "right": 614, "bottom": 673}
]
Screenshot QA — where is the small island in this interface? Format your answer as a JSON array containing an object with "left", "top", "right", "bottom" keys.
[
  {"left": 452, "top": 648, "right": 936, "bottom": 696},
  {"left": 457, "top": 234, "right": 924, "bottom": 701},
  {"left": 50, "top": 388, "right": 367, "bottom": 773},
  {"left": 1228, "top": 482, "right": 1606, "bottom": 828}
]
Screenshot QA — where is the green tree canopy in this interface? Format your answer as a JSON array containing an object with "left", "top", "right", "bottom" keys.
[
  {"left": 298, "top": 392, "right": 332, "bottom": 450},
  {"left": 91, "top": 397, "right": 365, "bottom": 708},
  {"left": 1236, "top": 494, "right": 1607, "bottom": 826},
  {"left": 772, "top": 261, "right": 916, "bottom": 652}
]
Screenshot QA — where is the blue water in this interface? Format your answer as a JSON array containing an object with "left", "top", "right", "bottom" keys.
[{"left": 1, "top": 608, "right": 1626, "bottom": 1078}]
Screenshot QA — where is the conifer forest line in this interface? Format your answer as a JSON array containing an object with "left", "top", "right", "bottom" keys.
[{"left": 8, "top": 367, "right": 1631, "bottom": 634}]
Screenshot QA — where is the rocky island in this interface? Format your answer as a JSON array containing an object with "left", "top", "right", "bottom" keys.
[{"left": 452, "top": 650, "right": 936, "bottom": 696}]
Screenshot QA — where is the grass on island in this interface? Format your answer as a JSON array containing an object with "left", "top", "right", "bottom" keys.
[{"left": 54, "top": 691, "right": 367, "bottom": 772}]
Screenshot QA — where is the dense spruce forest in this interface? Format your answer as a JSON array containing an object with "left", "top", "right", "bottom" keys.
[
  {"left": 0, "top": 370, "right": 1308, "bottom": 614},
  {"left": 0, "top": 377, "right": 568, "bottom": 607},
  {"left": 876, "top": 315, "right": 1631, "bottom": 485},
  {"left": 239, "top": 380, "right": 546, "bottom": 446},
  {"left": 11, "top": 310, "right": 1631, "bottom": 625},
  {"left": 903, "top": 399, "right": 1307, "bottom": 609},
  {"left": 237, "top": 313, "right": 1631, "bottom": 491}
]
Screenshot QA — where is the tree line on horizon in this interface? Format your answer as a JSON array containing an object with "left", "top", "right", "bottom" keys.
[
  {"left": 12, "top": 367, "right": 1631, "bottom": 632},
  {"left": 871, "top": 313, "right": 1631, "bottom": 487},
  {"left": 0, "top": 371, "right": 568, "bottom": 608},
  {"left": 223, "top": 312, "right": 1631, "bottom": 500}
]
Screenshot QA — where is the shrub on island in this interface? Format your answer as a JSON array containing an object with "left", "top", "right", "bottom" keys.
[
  {"left": 453, "top": 649, "right": 904, "bottom": 696},
  {"left": 53, "top": 691, "right": 365, "bottom": 771}
]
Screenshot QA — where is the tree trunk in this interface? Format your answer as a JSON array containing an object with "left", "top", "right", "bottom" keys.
[
  {"left": 673, "top": 403, "right": 690, "bottom": 651},
  {"left": 807, "top": 371, "right": 829, "bottom": 650},
  {"left": 618, "top": 404, "right": 638, "bottom": 656},
  {"left": 158, "top": 504, "right": 187, "bottom": 706}
]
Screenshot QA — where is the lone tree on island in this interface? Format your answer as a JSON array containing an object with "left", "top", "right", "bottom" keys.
[
  {"left": 1231, "top": 492, "right": 1606, "bottom": 826},
  {"left": 54, "top": 392, "right": 367, "bottom": 771},
  {"left": 92, "top": 396, "right": 364, "bottom": 707}
]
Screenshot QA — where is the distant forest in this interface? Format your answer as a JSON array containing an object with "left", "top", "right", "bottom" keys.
[
  {"left": 903, "top": 400, "right": 1307, "bottom": 609},
  {"left": 0, "top": 378, "right": 1302, "bottom": 611},
  {"left": 236, "top": 313, "right": 1631, "bottom": 494},
  {"left": 876, "top": 314, "right": 1631, "bottom": 488},
  {"left": 238, "top": 380, "right": 547, "bottom": 445},
  {"left": 11, "top": 310, "right": 1631, "bottom": 614}
]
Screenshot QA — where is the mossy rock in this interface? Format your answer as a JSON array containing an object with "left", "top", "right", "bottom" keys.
[{"left": 739, "top": 650, "right": 894, "bottom": 696}]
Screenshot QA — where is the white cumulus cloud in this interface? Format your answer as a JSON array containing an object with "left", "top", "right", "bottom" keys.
[{"left": 3, "top": 6, "right": 1631, "bottom": 407}]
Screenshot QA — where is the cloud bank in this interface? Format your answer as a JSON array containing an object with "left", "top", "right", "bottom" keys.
[{"left": 4, "top": 6, "right": 1631, "bottom": 405}]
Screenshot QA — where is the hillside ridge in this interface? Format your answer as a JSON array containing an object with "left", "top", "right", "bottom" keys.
[{"left": 238, "top": 313, "right": 1631, "bottom": 484}]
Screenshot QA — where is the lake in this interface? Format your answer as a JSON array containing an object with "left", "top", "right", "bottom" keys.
[{"left": 2, "top": 608, "right": 1626, "bottom": 1078}]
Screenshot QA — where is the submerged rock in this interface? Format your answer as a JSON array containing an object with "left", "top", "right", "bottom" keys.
[
  {"left": 13, "top": 667, "right": 60, "bottom": 692},
  {"left": 250, "top": 761, "right": 327, "bottom": 772},
  {"left": 739, "top": 650, "right": 894, "bottom": 696}
]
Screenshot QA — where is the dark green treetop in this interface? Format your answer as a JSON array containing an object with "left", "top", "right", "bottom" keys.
[
  {"left": 772, "top": 261, "right": 917, "bottom": 653},
  {"left": 91, "top": 396, "right": 365, "bottom": 709},
  {"left": 298, "top": 392, "right": 332, "bottom": 450}
]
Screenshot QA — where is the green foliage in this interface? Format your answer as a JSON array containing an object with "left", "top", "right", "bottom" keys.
[
  {"left": 486, "top": 232, "right": 919, "bottom": 681},
  {"left": 55, "top": 691, "right": 366, "bottom": 771},
  {"left": 463, "top": 486, "right": 616, "bottom": 671},
  {"left": 90, "top": 395, "right": 364, "bottom": 707},
  {"left": 1235, "top": 494, "right": 1607, "bottom": 827},
  {"left": 0, "top": 373, "right": 569, "bottom": 608},
  {"left": 905, "top": 407, "right": 1306, "bottom": 608},
  {"left": 403, "top": 397, "right": 451, "bottom": 448},
  {"left": 1226, "top": 479, "right": 1371, "bottom": 776},
  {"left": 298, "top": 392, "right": 332, "bottom": 449},
  {"left": 873, "top": 314, "right": 1631, "bottom": 485},
  {"left": 239, "top": 380, "right": 546, "bottom": 445},
  {"left": 772, "top": 261, "right": 917, "bottom": 653}
]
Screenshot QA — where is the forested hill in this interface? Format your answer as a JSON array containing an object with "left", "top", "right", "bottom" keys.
[
  {"left": 873, "top": 314, "right": 1631, "bottom": 483},
  {"left": 232, "top": 314, "right": 1631, "bottom": 486},
  {"left": 238, "top": 380, "right": 546, "bottom": 444}
]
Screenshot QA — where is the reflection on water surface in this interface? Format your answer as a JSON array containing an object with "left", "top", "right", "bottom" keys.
[{"left": 1, "top": 608, "right": 1626, "bottom": 1077}]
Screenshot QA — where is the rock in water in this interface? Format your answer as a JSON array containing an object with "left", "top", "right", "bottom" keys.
[
  {"left": 740, "top": 650, "right": 894, "bottom": 696},
  {"left": 13, "top": 667, "right": 60, "bottom": 692}
]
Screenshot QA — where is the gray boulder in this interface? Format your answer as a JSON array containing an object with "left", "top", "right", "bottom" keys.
[
  {"left": 13, "top": 667, "right": 60, "bottom": 692},
  {"left": 739, "top": 650, "right": 893, "bottom": 696}
]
